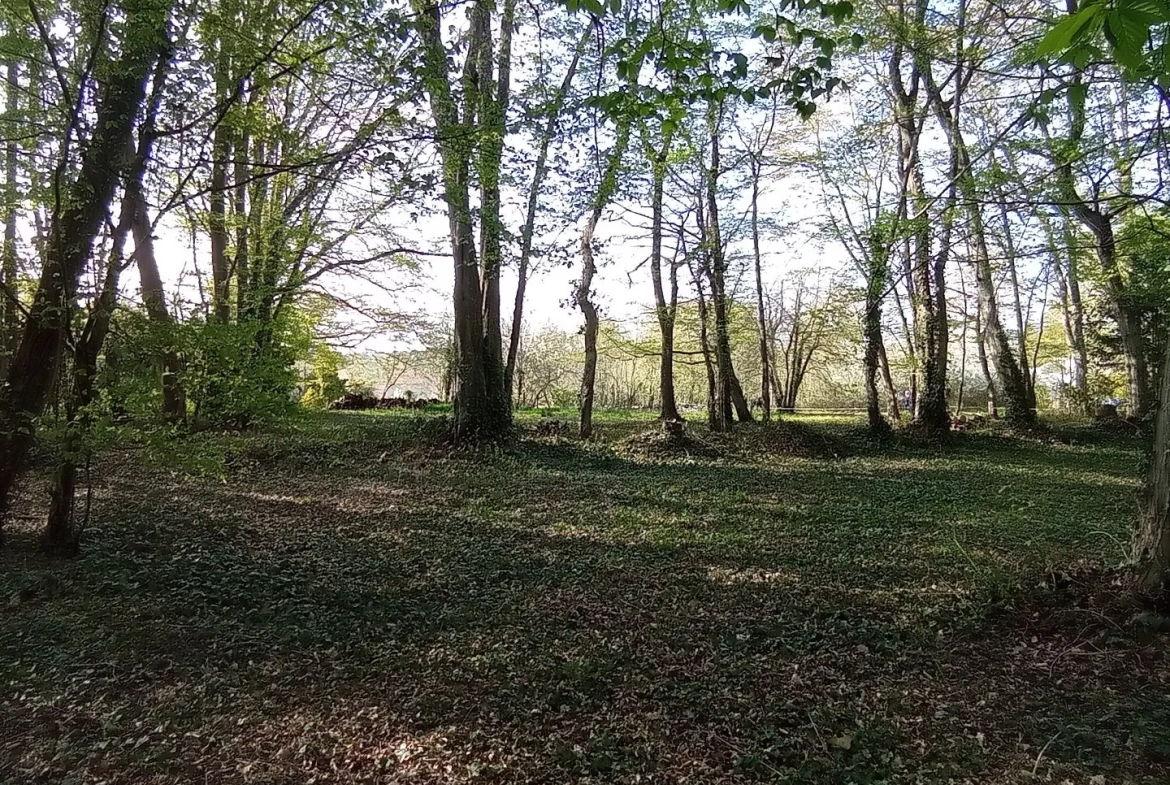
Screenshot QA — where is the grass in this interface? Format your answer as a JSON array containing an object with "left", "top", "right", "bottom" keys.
[{"left": 2, "top": 409, "right": 1167, "bottom": 783}]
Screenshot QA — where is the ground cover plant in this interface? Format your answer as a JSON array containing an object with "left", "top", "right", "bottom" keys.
[{"left": 3, "top": 411, "right": 1167, "bottom": 784}]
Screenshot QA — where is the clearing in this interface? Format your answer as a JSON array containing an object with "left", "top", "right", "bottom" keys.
[{"left": 2, "top": 412, "right": 1168, "bottom": 784}]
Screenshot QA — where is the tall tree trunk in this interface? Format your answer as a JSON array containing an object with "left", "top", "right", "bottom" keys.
[
  {"left": 647, "top": 125, "right": 681, "bottom": 422},
  {"left": 956, "top": 261, "right": 970, "bottom": 415},
  {"left": 0, "top": 0, "right": 170, "bottom": 539},
  {"left": 576, "top": 119, "right": 629, "bottom": 439},
  {"left": 577, "top": 253, "right": 599, "bottom": 438},
  {"left": 864, "top": 234, "right": 892, "bottom": 435},
  {"left": 974, "top": 282, "right": 998, "bottom": 418},
  {"left": 130, "top": 185, "right": 186, "bottom": 422},
  {"left": 209, "top": 123, "right": 231, "bottom": 323},
  {"left": 891, "top": 0, "right": 948, "bottom": 432},
  {"left": 1, "top": 58, "right": 18, "bottom": 379},
  {"left": 1077, "top": 205, "right": 1149, "bottom": 413},
  {"left": 864, "top": 292, "right": 889, "bottom": 434},
  {"left": 475, "top": 0, "right": 513, "bottom": 428},
  {"left": 927, "top": 66, "right": 1034, "bottom": 427},
  {"left": 879, "top": 341, "right": 900, "bottom": 421},
  {"left": 504, "top": 28, "right": 585, "bottom": 398},
  {"left": 690, "top": 256, "right": 719, "bottom": 429},
  {"left": 414, "top": 0, "right": 510, "bottom": 441},
  {"left": 1052, "top": 5, "right": 1149, "bottom": 415},
  {"left": 1134, "top": 330, "right": 1170, "bottom": 591},
  {"left": 750, "top": 158, "right": 771, "bottom": 421},
  {"left": 701, "top": 102, "right": 751, "bottom": 429},
  {"left": 46, "top": 46, "right": 171, "bottom": 554},
  {"left": 45, "top": 199, "right": 131, "bottom": 555},
  {"left": 234, "top": 120, "right": 250, "bottom": 319}
]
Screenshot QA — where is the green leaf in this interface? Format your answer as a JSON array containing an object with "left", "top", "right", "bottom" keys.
[
  {"left": 1036, "top": 5, "right": 1101, "bottom": 57},
  {"left": 753, "top": 24, "right": 778, "bottom": 42}
]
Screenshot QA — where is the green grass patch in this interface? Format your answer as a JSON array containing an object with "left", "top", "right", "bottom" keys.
[{"left": 0, "top": 411, "right": 1164, "bottom": 783}]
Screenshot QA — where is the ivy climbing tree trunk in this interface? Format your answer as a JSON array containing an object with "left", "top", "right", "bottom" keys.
[
  {"left": 700, "top": 101, "right": 751, "bottom": 430},
  {"left": 413, "top": 0, "right": 511, "bottom": 441},
  {"left": 890, "top": 0, "right": 948, "bottom": 433},
  {"left": 0, "top": 0, "right": 172, "bottom": 540}
]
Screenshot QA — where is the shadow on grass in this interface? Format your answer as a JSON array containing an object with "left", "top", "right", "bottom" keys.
[{"left": 0, "top": 411, "right": 1164, "bottom": 783}]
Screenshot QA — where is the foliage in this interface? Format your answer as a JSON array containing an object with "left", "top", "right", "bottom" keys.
[{"left": 301, "top": 344, "right": 347, "bottom": 409}]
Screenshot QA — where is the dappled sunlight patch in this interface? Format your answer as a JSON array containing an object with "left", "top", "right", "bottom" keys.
[
  {"left": 705, "top": 564, "right": 801, "bottom": 586},
  {"left": 239, "top": 491, "right": 318, "bottom": 505}
]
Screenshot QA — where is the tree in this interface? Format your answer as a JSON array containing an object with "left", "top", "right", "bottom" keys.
[
  {"left": 0, "top": 0, "right": 174, "bottom": 539},
  {"left": 576, "top": 114, "right": 630, "bottom": 439},
  {"left": 412, "top": 0, "right": 514, "bottom": 441}
]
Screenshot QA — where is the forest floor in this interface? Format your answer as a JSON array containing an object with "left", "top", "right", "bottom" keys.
[{"left": 2, "top": 410, "right": 1169, "bottom": 784}]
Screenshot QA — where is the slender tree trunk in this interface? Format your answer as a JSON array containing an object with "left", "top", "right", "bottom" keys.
[
  {"left": 504, "top": 29, "right": 585, "bottom": 398},
  {"left": 234, "top": 121, "right": 250, "bottom": 319},
  {"left": 45, "top": 199, "right": 132, "bottom": 555},
  {"left": 879, "top": 341, "right": 900, "bottom": 421},
  {"left": 130, "top": 184, "right": 186, "bottom": 421},
  {"left": 864, "top": 293, "right": 889, "bottom": 434},
  {"left": 864, "top": 235, "right": 892, "bottom": 435},
  {"left": 928, "top": 89, "right": 1034, "bottom": 426},
  {"left": 701, "top": 102, "right": 751, "bottom": 429},
  {"left": 973, "top": 282, "right": 998, "bottom": 418},
  {"left": 1051, "top": 23, "right": 1149, "bottom": 415},
  {"left": 577, "top": 263, "right": 599, "bottom": 438},
  {"left": 750, "top": 159, "right": 771, "bottom": 421},
  {"left": 1078, "top": 207, "right": 1149, "bottom": 414},
  {"left": 647, "top": 126, "right": 681, "bottom": 422},
  {"left": 690, "top": 256, "right": 719, "bottom": 429},
  {"left": 0, "top": 0, "right": 170, "bottom": 538},
  {"left": 998, "top": 193, "right": 1033, "bottom": 408},
  {"left": 956, "top": 265, "right": 969, "bottom": 416},
  {"left": 1, "top": 58, "right": 19, "bottom": 379},
  {"left": 209, "top": 122, "right": 231, "bottom": 324},
  {"left": 576, "top": 120, "right": 629, "bottom": 439}
]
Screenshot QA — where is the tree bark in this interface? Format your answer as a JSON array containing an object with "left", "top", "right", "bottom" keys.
[
  {"left": 701, "top": 101, "right": 751, "bottom": 429},
  {"left": 45, "top": 196, "right": 132, "bottom": 555},
  {"left": 879, "top": 340, "right": 900, "bottom": 421},
  {"left": 891, "top": 0, "right": 949, "bottom": 432},
  {"left": 1134, "top": 330, "right": 1170, "bottom": 590},
  {"left": 646, "top": 124, "right": 681, "bottom": 422},
  {"left": 0, "top": 0, "right": 171, "bottom": 538},
  {"left": 689, "top": 255, "right": 719, "bottom": 429},
  {"left": 414, "top": 0, "right": 510, "bottom": 441},
  {"left": 974, "top": 283, "right": 999, "bottom": 418},
  {"left": 1, "top": 58, "right": 18, "bottom": 379},
  {"left": 926, "top": 62, "right": 1034, "bottom": 427},
  {"left": 864, "top": 292, "right": 889, "bottom": 434},
  {"left": 130, "top": 184, "right": 186, "bottom": 422},
  {"left": 864, "top": 234, "right": 892, "bottom": 435},
  {"left": 576, "top": 118, "right": 629, "bottom": 439},
  {"left": 750, "top": 158, "right": 771, "bottom": 421},
  {"left": 209, "top": 118, "right": 231, "bottom": 323}
]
